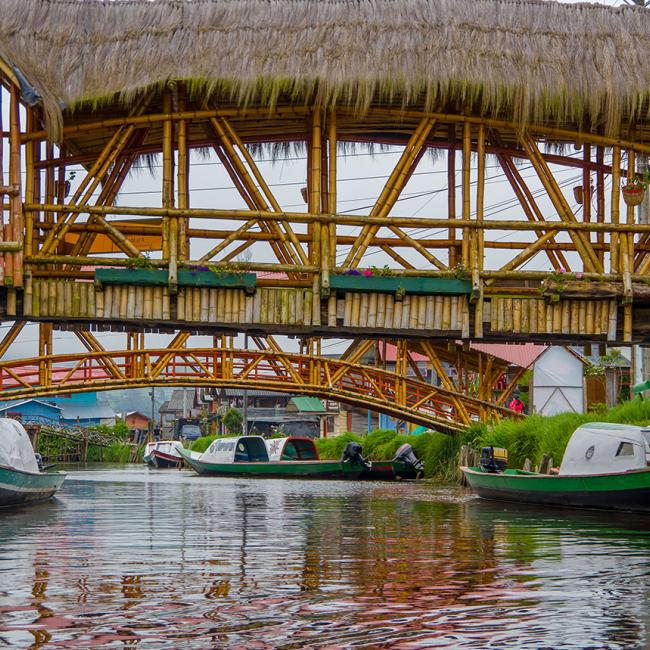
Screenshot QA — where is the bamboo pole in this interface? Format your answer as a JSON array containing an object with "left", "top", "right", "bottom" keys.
[
  {"left": 9, "top": 85, "right": 22, "bottom": 287},
  {"left": 522, "top": 135, "right": 602, "bottom": 273},
  {"left": 328, "top": 110, "right": 337, "bottom": 269},
  {"left": 162, "top": 91, "right": 177, "bottom": 290},
  {"left": 40, "top": 93, "right": 152, "bottom": 255},
  {"left": 177, "top": 90, "right": 189, "bottom": 262},
  {"left": 31, "top": 202, "right": 650, "bottom": 234},
  {"left": 344, "top": 118, "right": 435, "bottom": 267},
  {"left": 611, "top": 147, "right": 621, "bottom": 274},
  {"left": 461, "top": 122, "right": 471, "bottom": 268}
]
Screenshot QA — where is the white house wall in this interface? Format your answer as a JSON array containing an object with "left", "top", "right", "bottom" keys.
[{"left": 532, "top": 347, "right": 584, "bottom": 415}]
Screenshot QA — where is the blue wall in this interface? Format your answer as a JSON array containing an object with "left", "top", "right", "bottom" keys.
[{"left": 0, "top": 400, "right": 61, "bottom": 424}]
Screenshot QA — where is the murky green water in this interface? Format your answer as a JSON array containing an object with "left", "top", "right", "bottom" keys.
[{"left": 1, "top": 465, "right": 650, "bottom": 648}]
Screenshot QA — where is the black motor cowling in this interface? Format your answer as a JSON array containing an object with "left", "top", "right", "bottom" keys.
[
  {"left": 479, "top": 446, "right": 508, "bottom": 473},
  {"left": 392, "top": 443, "right": 424, "bottom": 476},
  {"left": 341, "top": 441, "right": 370, "bottom": 469}
]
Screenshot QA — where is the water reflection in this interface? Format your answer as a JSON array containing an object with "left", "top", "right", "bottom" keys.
[{"left": 0, "top": 466, "right": 649, "bottom": 648}]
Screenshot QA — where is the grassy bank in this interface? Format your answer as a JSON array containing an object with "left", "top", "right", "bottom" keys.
[
  {"left": 187, "top": 401, "right": 650, "bottom": 480},
  {"left": 471, "top": 397, "right": 650, "bottom": 469},
  {"left": 316, "top": 429, "right": 476, "bottom": 481},
  {"left": 86, "top": 442, "right": 143, "bottom": 463}
]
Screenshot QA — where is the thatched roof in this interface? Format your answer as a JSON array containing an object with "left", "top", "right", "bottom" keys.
[{"left": 2, "top": 0, "right": 650, "bottom": 140}]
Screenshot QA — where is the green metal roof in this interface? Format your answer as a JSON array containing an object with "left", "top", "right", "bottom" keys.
[{"left": 290, "top": 397, "right": 325, "bottom": 413}]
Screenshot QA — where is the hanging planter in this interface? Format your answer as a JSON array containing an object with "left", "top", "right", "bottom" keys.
[
  {"left": 622, "top": 185, "right": 645, "bottom": 207},
  {"left": 622, "top": 175, "right": 648, "bottom": 207},
  {"left": 573, "top": 185, "right": 584, "bottom": 205}
]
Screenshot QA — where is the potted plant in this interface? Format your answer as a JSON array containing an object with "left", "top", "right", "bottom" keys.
[{"left": 622, "top": 174, "right": 649, "bottom": 207}]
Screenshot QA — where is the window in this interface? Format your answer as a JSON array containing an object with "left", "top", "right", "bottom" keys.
[{"left": 616, "top": 442, "right": 635, "bottom": 457}]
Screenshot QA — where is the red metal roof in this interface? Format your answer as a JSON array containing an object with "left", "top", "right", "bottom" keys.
[
  {"left": 383, "top": 344, "right": 428, "bottom": 363},
  {"left": 469, "top": 343, "right": 546, "bottom": 368}
]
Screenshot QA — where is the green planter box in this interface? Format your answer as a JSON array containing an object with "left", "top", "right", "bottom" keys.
[
  {"left": 95, "top": 268, "right": 257, "bottom": 292},
  {"left": 329, "top": 274, "right": 471, "bottom": 296}
]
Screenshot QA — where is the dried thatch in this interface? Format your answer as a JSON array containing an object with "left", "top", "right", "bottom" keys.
[{"left": 1, "top": 0, "right": 650, "bottom": 139}]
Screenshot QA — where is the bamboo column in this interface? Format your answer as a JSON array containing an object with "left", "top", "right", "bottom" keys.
[
  {"left": 611, "top": 147, "right": 621, "bottom": 274},
  {"left": 0, "top": 88, "right": 4, "bottom": 286},
  {"left": 622, "top": 149, "right": 635, "bottom": 341},
  {"left": 177, "top": 90, "right": 190, "bottom": 262},
  {"left": 461, "top": 122, "right": 471, "bottom": 269},
  {"left": 328, "top": 110, "right": 337, "bottom": 270},
  {"left": 310, "top": 108, "right": 323, "bottom": 325},
  {"left": 474, "top": 124, "right": 485, "bottom": 338},
  {"left": 23, "top": 108, "right": 37, "bottom": 314},
  {"left": 38, "top": 323, "right": 52, "bottom": 387},
  {"left": 448, "top": 124, "right": 457, "bottom": 268},
  {"left": 9, "top": 85, "right": 22, "bottom": 289},
  {"left": 162, "top": 91, "right": 177, "bottom": 291}
]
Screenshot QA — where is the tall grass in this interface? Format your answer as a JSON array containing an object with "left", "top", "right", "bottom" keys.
[{"left": 316, "top": 429, "right": 476, "bottom": 481}]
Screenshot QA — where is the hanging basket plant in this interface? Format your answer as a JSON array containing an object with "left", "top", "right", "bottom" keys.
[
  {"left": 622, "top": 175, "right": 648, "bottom": 207},
  {"left": 573, "top": 185, "right": 584, "bottom": 205}
]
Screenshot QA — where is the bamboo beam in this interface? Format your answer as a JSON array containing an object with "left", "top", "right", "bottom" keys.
[
  {"left": 521, "top": 135, "right": 602, "bottom": 273},
  {"left": 40, "top": 94, "right": 152, "bottom": 256},
  {"left": 0, "top": 321, "right": 25, "bottom": 359},
  {"left": 32, "top": 202, "right": 650, "bottom": 234},
  {"left": 344, "top": 118, "right": 435, "bottom": 267}
]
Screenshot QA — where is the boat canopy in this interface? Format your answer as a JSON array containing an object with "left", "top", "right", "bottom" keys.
[
  {"left": 559, "top": 423, "right": 650, "bottom": 476},
  {"left": 145, "top": 440, "right": 183, "bottom": 455},
  {"left": 0, "top": 418, "right": 39, "bottom": 473},
  {"left": 201, "top": 436, "right": 269, "bottom": 463},
  {"left": 265, "top": 437, "right": 319, "bottom": 461}
]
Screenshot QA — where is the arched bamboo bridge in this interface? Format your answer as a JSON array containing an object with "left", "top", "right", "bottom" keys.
[
  {"left": 2, "top": 0, "right": 650, "bottom": 430},
  {"left": 0, "top": 330, "right": 517, "bottom": 433}
]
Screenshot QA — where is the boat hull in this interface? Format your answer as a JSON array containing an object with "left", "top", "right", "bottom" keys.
[
  {"left": 0, "top": 465, "right": 66, "bottom": 508},
  {"left": 462, "top": 466, "right": 650, "bottom": 513},
  {"left": 180, "top": 449, "right": 363, "bottom": 479},
  {"left": 360, "top": 460, "right": 422, "bottom": 480},
  {"left": 144, "top": 450, "right": 182, "bottom": 469}
]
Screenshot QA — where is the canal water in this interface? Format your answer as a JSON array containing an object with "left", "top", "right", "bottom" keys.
[{"left": 2, "top": 467, "right": 650, "bottom": 648}]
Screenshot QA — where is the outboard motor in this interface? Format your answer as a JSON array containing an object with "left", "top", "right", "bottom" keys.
[
  {"left": 392, "top": 443, "right": 424, "bottom": 478},
  {"left": 341, "top": 441, "right": 371, "bottom": 470},
  {"left": 34, "top": 452, "right": 44, "bottom": 472},
  {"left": 480, "top": 446, "right": 508, "bottom": 473}
]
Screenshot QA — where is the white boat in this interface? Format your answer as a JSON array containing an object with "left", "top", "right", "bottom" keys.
[
  {"left": 143, "top": 440, "right": 184, "bottom": 468},
  {"left": 179, "top": 435, "right": 364, "bottom": 479},
  {"left": 0, "top": 418, "right": 66, "bottom": 507}
]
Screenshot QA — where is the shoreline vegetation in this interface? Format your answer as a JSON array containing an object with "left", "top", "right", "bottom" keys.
[{"left": 76, "top": 398, "right": 650, "bottom": 477}]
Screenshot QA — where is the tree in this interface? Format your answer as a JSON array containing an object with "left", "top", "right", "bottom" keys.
[{"left": 222, "top": 407, "right": 243, "bottom": 435}]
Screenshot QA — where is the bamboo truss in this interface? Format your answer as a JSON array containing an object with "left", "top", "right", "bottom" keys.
[
  {"left": 3, "top": 75, "right": 650, "bottom": 428},
  {"left": 0, "top": 328, "right": 517, "bottom": 432}
]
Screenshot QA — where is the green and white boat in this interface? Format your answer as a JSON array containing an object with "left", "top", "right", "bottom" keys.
[
  {"left": 462, "top": 423, "right": 650, "bottom": 513},
  {"left": 0, "top": 419, "right": 66, "bottom": 508},
  {"left": 179, "top": 435, "right": 365, "bottom": 479}
]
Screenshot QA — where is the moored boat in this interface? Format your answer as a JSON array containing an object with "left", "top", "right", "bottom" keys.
[
  {"left": 179, "top": 435, "right": 365, "bottom": 479},
  {"left": 0, "top": 419, "right": 66, "bottom": 508},
  {"left": 341, "top": 441, "right": 425, "bottom": 480},
  {"left": 144, "top": 440, "right": 184, "bottom": 468},
  {"left": 462, "top": 423, "right": 650, "bottom": 513}
]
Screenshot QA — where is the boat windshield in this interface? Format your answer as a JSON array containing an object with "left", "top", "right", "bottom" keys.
[
  {"left": 282, "top": 439, "right": 318, "bottom": 460},
  {"left": 234, "top": 437, "right": 269, "bottom": 462}
]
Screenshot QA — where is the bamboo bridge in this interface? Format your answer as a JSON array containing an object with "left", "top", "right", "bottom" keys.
[{"left": 1, "top": 0, "right": 650, "bottom": 429}]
